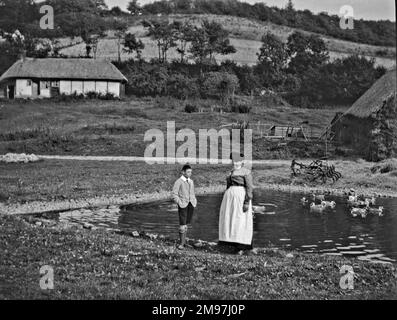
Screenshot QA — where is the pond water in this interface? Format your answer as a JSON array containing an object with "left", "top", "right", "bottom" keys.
[
  {"left": 56, "top": 189, "right": 397, "bottom": 263},
  {"left": 117, "top": 190, "right": 397, "bottom": 263}
]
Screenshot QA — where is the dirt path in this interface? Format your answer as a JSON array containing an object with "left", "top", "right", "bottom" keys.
[{"left": 37, "top": 155, "right": 292, "bottom": 166}]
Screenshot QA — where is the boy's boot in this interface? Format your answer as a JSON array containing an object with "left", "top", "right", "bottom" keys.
[{"left": 178, "top": 225, "right": 187, "bottom": 249}]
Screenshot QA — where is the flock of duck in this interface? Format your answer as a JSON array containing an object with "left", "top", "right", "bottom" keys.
[{"left": 301, "top": 189, "right": 384, "bottom": 218}]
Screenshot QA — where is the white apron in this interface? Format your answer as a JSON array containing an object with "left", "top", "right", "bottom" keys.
[{"left": 219, "top": 186, "right": 253, "bottom": 245}]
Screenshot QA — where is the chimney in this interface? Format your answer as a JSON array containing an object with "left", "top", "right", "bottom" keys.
[{"left": 18, "top": 50, "right": 27, "bottom": 61}]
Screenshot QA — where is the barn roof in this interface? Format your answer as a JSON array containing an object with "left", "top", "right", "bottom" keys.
[
  {"left": 344, "top": 69, "right": 396, "bottom": 118},
  {"left": 0, "top": 58, "right": 128, "bottom": 83}
]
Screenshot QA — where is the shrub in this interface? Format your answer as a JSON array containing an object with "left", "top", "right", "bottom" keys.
[
  {"left": 230, "top": 103, "right": 251, "bottom": 114},
  {"left": 184, "top": 104, "right": 199, "bottom": 113},
  {"left": 201, "top": 72, "right": 239, "bottom": 101},
  {"left": 166, "top": 74, "right": 200, "bottom": 100},
  {"left": 371, "top": 159, "right": 397, "bottom": 174},
  {"left": 52, "top": 92, "right": 117, "bottom": 102}
]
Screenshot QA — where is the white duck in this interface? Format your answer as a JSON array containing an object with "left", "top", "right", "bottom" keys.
[
  {"left": 300, "top": 197, "right": 309, "bottom": 205},
  {"left": 365, "top": 197, "right": 376, "bottom": 206},
  {"left": 311, "top": 193, "right": 325, "bottom": 203},
  {"left": 243, "top": 204, "right": 276, "bottom": 215},
  {"left": 321, "top": 200, "right": 336, "bottom": 209},
  {"left": 368, "top": 206, "right": 384, "bottom": 216},
  {"left": 350, "top": 207, "right": 368, "bottom": 218},
  {"left": 310, "top": 203, "right": 326, "bottom": 213}
]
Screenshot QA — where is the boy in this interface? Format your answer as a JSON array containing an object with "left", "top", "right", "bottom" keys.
[{"left": 172, "top": 164, "right": 197, "bottom": 250}]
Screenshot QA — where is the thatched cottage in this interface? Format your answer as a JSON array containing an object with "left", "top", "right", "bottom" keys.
[
  {"left": 0, "top": 58, "right": 127, "bottom": 99},
  {"left": 331, "top": 69, "right": 396, "bottom": 161}
]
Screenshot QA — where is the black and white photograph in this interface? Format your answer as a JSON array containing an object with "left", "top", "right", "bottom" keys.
[{"left": 0, "top": 0, "right": 396, "bottom": 305}]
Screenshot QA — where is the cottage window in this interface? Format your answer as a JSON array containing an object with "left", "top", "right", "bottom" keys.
[
  {"left": 26, "top": 80, "right": 32, "bottom": 86},
  {"left": 41, "top": 81, "right": 50, "bottom": 89},
  {"left": 51, "top": 81, "right": 59, "bottom": 88}
]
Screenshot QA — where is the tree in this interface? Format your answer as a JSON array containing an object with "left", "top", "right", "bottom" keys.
[
  {"left": 46, "top": 0, "right": 107, "bottom": 15},
  {"left": 172, "top": 21, "right": 195, "bottom": 63},
  {"left": 285, "top": 0, "right": 294, "bottom": 11},
  {"left": 0, "top": 0, "right": 40, "bottom": 34},
  {"left": 127, "top": 0, "right": 141, "bottom": 15},
  {"left": 201, "top": 71, "right": 239, "bottom": 102},
  {"left": 286, "top": 31, "right": 329, "bottom": 75},
  {"left": 110, "top": 6, "right": 123, "bottom": 16},
  {"left": 123, "top": 33, "right": 145, "bottom": 60},
  {"left": 255, "top": 32, "right": 288, "bottom": 88},
  {"left": 189, "top": 20, "right": 236, "bottom": 65},
  {"left": 113, "top": 20, "right": 128, "bottom": 62},
  {"left": 284, "top": 0, "right": 297, "bottom": 25},
  {"left": 142, "top": 20, "right": 178, "bottom": 63}
]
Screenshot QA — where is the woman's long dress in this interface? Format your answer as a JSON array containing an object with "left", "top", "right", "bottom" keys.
[{"left": 219, "top": 167, "right": 254, "bottom": 249}]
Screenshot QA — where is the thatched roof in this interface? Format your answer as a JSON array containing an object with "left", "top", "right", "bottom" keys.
[
  {"left": 344, "top": 69, "right": 396, "bottom": 118},
  {"left": 0, "top": 58, "right": 127, "bottom": 83}
]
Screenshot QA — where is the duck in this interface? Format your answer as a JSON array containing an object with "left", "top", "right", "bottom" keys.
[
  {"left": 321, "top": 200, "right": 336, "bottom": 209},
  {"left": 310, "top": 202, "right": 326, "bottom": 213},
  {"left": 348, "top": 198, "right": 370, "bottom": 208},
  {"left": 348, "top": 195, "right": 358, "bottom": 202},
  {"left": 311, "top": 193, "right": 325, "bottom": 203},
  {"left": 348, "top": 189, "right": 356, "bottom": 196},
  {"left": 368, "top": 206, "right": 384, "bottom": 216},
  {"left": 253, "top": 206, "right": 276, "bottom": 215},
  {"left": 350, "top": 207, "right": 368, "bottom": 218},
  {"left": 300, "top": 197, "right": 309, "bottom": 205},
  {"left": 365, "top": 197, "right": 376, "bottom": 206}
]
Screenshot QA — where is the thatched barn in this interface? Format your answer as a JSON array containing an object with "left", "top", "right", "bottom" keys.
[
  {"left": 331, "top": 69, "right": 396, "bottom": 161},
  {"left": 0, "top": 58, "right": 127, "bottom": 99}
]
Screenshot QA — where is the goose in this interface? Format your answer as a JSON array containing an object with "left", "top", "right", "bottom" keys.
[
  {"left": 253, "top": 205, "right": 276, "bottom": 215},
  {"left": 311, "top": 193, "right": 325, "bottom": 202},
  {"left": 368, "top": 206, "right": 384, "bottom": 216},
  {"left": 365, "top": 197, "right": 376, "bottom": 206},
  {"left": 348, "top": 198, "right": 369, "bottom": 208},
  {"left": 348, "top": 195, "right": 358, "bottom": 202},
  {"left": 310, "top": 203, "right": 326, "bottom": 213},
  {"left": 300, "top": 197, "right": 309, "bottom": 205},
  {"left": 350, "top": 207, "right": 368, "bottom": 218},
  {"left": 321, "top": 200, "right": 336, "bottom": 209}
]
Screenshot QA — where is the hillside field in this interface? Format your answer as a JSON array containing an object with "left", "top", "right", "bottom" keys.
[{"left": 60, "top": 14, "right": 396, "bottom": 69}]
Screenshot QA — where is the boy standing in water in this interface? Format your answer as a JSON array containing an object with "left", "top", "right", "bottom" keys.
[{"left": 172, "top": 164, "right": 197, "bottom": 250}]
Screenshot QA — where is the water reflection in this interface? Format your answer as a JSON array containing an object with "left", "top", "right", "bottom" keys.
[{"left": 120, "top": 189, "right": 397, "bottom": 263}]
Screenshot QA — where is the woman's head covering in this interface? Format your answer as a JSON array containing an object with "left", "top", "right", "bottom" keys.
[{"left": 230, "top": 152, "right": 245, "bottom": 162}]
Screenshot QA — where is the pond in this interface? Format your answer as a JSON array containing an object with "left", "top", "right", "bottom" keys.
[{"left": 58, "top": 189, "right": 397, "bottom": 263}]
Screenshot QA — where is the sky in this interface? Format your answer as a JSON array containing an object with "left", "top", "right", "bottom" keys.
[{"left": 105, "top": 0, "right": 396, "bottom": 21}]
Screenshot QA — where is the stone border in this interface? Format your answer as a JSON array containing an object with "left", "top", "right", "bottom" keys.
[{"left": 0, "top": 182, "right": 395, "bottom": 215}]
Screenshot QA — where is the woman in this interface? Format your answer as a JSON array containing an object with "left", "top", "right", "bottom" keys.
[{"left": 219, "top": 152, "right": 254, "bottom": 253}]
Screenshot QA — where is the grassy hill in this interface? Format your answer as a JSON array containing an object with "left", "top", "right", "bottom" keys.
[{"left": 60, "top": 14, "right": 396, "bottom": 69}]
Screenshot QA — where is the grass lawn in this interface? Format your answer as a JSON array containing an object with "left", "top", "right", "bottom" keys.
[
  {"left": 1, "top": 213, "right": 396, "bottom": 299},
  {"left": 1, "top": 158, "right": 396, "bottom": 207},
  {"left": 0, "top": 97, "right": 345, "bottom": 158},
  {"left": 1, "top": 97, "right": 396, "bottom": 300}
]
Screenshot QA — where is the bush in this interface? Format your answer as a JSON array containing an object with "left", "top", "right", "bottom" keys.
[
  {"left": 166, "top": 74, "right": 200, "bottom": 100},
  {"left": 230, "top": 103, "right": 251, "bottom": 114},
  {"left": 201, "top": 72, "right": 239, "bottom": 101},
  {"left": 52, "top": 92, "right": 117, "bottom": 102},
  {"left": 184, "top": 104, "right": 199, "bottom": 113},
  {"left": 371, "top": 159, "right": 397, "bottom": 174}
]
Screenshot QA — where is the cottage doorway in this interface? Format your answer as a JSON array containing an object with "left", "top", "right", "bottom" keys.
[{"left": 7, "top": 85, "right": 14, "bottom": 99}]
